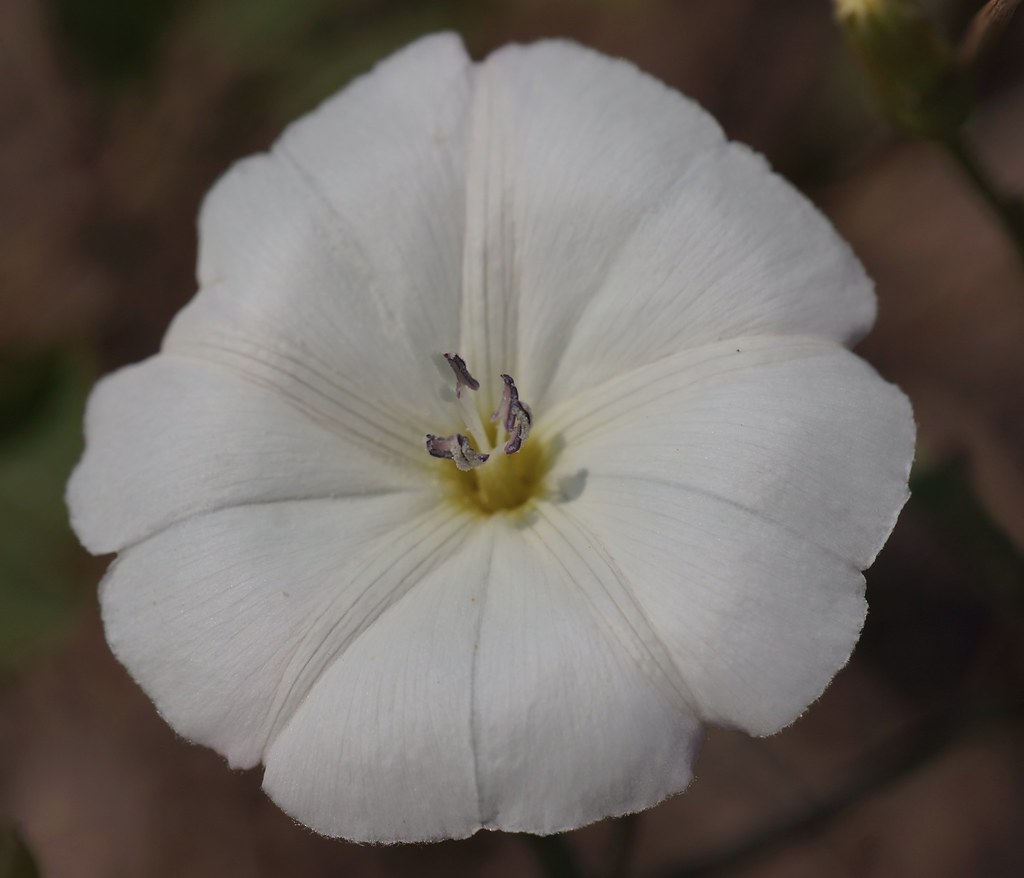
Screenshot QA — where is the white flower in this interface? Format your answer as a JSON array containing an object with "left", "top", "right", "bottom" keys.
[{"left": 67, "top": 34, "right": 915, "bottom": 842}]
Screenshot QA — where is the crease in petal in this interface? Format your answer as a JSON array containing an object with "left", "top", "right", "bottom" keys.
[
  {"left": 565, "top": 476, "right": 868, "bottom": 734},
  {"left": 98, "top": 492, "right": 442, "bottom": 770},
  {"left": 260, "top": 505, "right": 471, "bottom": 749},
  {"left": 170, "top": 34, "right": 474, "bottom": 432},
  {"left": 453, "top": 40, "right": 872, "bottom": 413},
  {"left": 167, "top": 339, "right": 422, "bottom": 465},
  {"left": 67, "top": 355, "right": 413, "bottom": 555},
  {"left": 459, "top": 59, "right": 520, "bottom": 412},
  {"left": 263, "top": 520, "right": 497, "bottom": 842},
  {"left": 456, "top": 40, "right": 726, "bottom": 406},
  {"left": 539, "top": 144, "right": 876, "bottom": 409},
  {"left": 467, "top": 519, "right": 497, "bottom": 829},
  {"left": 532, "top": 503, "right": 697, "bottom": 715},
  {"left": 532, "top": 333, "right": 911, "bottom": 737},
  {"left": 544, "top": 335, "right": 914, "bottom": 569},
  {"left": 471, "top": 516, "right": 702, "bottom": 833}
]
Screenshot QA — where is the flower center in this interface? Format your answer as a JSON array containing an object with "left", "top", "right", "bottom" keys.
[{"left": 425, "top": 353, "right": 549, "bottom": 515}]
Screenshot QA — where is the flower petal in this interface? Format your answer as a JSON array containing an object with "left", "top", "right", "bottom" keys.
[
  {"left": 166, "top": 34, "right": 473, "bottom": 428},
  {"left": 545, "top": 336, "right": 914, "bottom": 733},
  {"left": 262, "top": 520, "right": 495, "bottom": 842},
  {"left": 455, "top": 40, "right": 873, "bottom": 409},
  {"left": 67, "top": 356, "right": 411, "bottom": 554},
  {"left": 458, "top": 39, "right": 723, "bottom": 407},
  {"left": 262, "top": 515, "right": 702, "bottom": 840},
  {"left": 542, "top": 144, "right": 876, "bottom": 408},
  {"left": 564, "top": 479, "right": 868, "bottom": 735},
  {"left": 99, "top": 492, "right": 461, "bottom": 772},
  {"left": 547, "top": 335, "right": 914, "bottom": 567},
  {"left": 470, "top": 515, "right": 702, "bottom": 833}
]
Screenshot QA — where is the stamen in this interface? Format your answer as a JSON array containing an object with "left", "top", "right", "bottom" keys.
[
  {"left": 443, "top": 351, "right": 489, "bottom": 451},
  {"left": 425, "top": 433, "right": 489, "bottom": 471},
  {"left": 491, "top": 374, "right": 532, "bottom": 454},
  {"left": 426, "top": 357, "right": 534, "bottom": 471},
  {"left": 443, "top": 353, "right": 480, "bottom": 398}
]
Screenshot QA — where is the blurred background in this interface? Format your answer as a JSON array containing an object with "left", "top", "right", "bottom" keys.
[{"left": 2, "top": 0, "right": 1024, "bottom": 875}]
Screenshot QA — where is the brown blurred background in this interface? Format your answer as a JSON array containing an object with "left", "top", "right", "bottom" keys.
[{"left": 2, "top": 1, "right": 1024, "bottom": 876}]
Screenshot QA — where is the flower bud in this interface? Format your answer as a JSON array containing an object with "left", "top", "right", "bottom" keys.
[{"left": 836, "top": 0, "right": 970, "bottom": 138}]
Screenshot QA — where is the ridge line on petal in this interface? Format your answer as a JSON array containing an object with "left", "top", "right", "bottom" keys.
[
  {"left": 272, "top": 145, "right": 406, "bottom": 337},
  {"left": 534, "top": 141, "right": 726, "bottom": 410},
  {"left": 541, "top": 334, "right": 855, "bottom": 437},
  {"left": 166, "top": 344, "right": 414, "bottom": 455},
  {"left": 261, "top": 509, "right": 473, "bottom": 752},
  {"left": 164, "top": 348, "right": 423, "bottom": 467},
  {"left": 468, "top": 521, "right": 497, "bottom": 828},
  {"left": 589, "top": 471, "right": 864, "bottom": 571},
  {"left": 458, "top": 58, "right": 521, "bottom": 405},
  {"left": 532, "top": 504, "right": 699, "bottom": 716},
  {"left": 167, "top": 329, "right": 422, "bottom": 438},
  {"left": 273, "top": 140, "right": 471, "bottom": 384},
  {"left": 104, "top": 489, "right": 423, "bottom": 558},
  {"left": 533, "top": 140, "right": 875, "bottom": 411}
]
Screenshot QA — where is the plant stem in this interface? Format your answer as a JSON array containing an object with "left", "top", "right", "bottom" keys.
[
  {"left": 607, "top": 813, "right": 640, "bottom": 878},
  {"left": 941, "top": 129, "right": 1024, "bottom": 269},
  {"left": 523, "top": 833, "right": 586, "bottom": 878},
  {"left": 661, "top": 694, "right": 1023, "bottom": 878}
]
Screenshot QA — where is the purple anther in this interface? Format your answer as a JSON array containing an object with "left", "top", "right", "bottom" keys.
[
  {"left": 443, "top": 353, "right": 480, "bottom": 398},
  {"left": 491, "top": 374, "right": 532, "bottom": 454},
  {"left": 503, "top": 402, "right": 532, "bottom": 454},
  {"left": 424, "top": 433, "right": 489, "bottom": 472}
]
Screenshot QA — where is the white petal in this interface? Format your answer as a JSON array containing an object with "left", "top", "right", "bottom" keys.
[
  {"left": 566, "top": 479, "right": 867, "bottom": 734},
  {"left": 67, "top": 356, "right": 411, "bottom": 554},
  {"left": 472, "top": 514, "right": 701, "bottom": 834},
  {"left": 455, "top": 41, "right": 872, "bottom": 409},
  {"left": 468, "top": 514, "right": 700, "bottom": 827},
  {"left": 543, "top": 144, "right": 876, "bottom": 408},
  {"left": 458, "top": 40, "right": 723, "bottom": 408},
  {"left": 262, "top": 520, "right": 495, "bottom": 842},
  {"left": 263, "top": 515, "right": 701, "bottom": 841},
  {"left": 167, "top": 34, "right": 473, "bottom": 428},
  {"left": 546, "top": 336, "right": 914, "bottom": 568},
  {"left": 545, "top": 336, "right": 914, "bottom": 733},
  {"left": 99, "top": 492, "right": 457, "bottom": 772}
]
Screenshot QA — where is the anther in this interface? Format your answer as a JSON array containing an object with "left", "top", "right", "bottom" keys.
[
  {"left": 425, "top": 433, "right": 489, "bottom": 472},
  {"left": 426, "top": 356, "right": 534, "bottom": 470},
  {"left": 491, "top": 374, "right": 532, "bottom": 454},
  {"left": 444, "top": 353, "right": 480, "bottom": 398}
]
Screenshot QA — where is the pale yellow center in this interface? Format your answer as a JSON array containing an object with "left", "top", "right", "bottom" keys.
[{"left": 439, "top": 431, "right": 550, "bottom": 516}]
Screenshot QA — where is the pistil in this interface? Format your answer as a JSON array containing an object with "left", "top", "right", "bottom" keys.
[{"left": 442, "top": 353, "right": 491, "bottom": 454}]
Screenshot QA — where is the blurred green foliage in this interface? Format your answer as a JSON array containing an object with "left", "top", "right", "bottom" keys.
[
  {"left": 0, "top": 353, "right": 90, "bottom": 669},
  {"left": 911, "top": 457, "right": 1024, "bottom": 601},
  {"left": 47, "top": 0, "right": 193, "bottom": 85},
  {"left": 0, "top": 826, "right": 39, "bottom": 878},
  {"left": 838, "top": 0, "right": 970, "bottom": 138},
  {"left": 195, "top": 0, "right": 479, "bottom": 120},
  {"left": 47, "top": 0, "right": 479, "bottom": 107}
]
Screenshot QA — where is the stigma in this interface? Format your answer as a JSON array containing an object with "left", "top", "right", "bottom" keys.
[{"left": 424, "top": 353, "right": 532, "bottom": 470}]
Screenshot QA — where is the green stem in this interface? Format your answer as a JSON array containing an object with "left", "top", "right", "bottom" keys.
[
  {"left": 607, "top": 813, "right": 640, "bottom": 878},
  {"left": 941, "top": 129, "right": 1024, "bottom": 268},
  {"left": 0, "top": 826, "right": 40, "bottom": 878},
  {"left": 523, "top": 833, "right": 586, "bottom": 878},
  {"left": 661, "top": 694, "right": 1023, "bottom": 878}
]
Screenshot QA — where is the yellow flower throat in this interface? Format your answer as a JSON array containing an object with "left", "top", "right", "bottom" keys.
[{"left": 426, "top": 353, "right": 549, "bottom": 516}]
